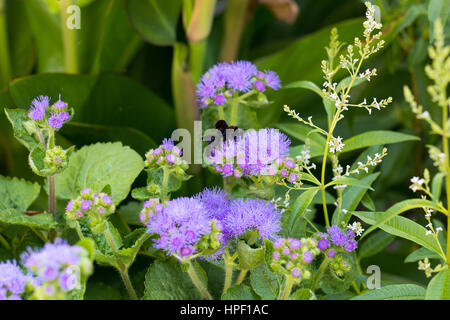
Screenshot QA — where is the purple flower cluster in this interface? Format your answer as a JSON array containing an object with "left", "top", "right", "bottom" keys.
[
  {"left": 208, "top": 128, "right": 291, "bottom": 178},
  {"left": 21, "top": 239, "right": 93, "bottom": 297},
  {"left": 0, "top": 260, "right": 28, "bottom": 300},
  {"left": 65, "top": 188, "right": 115, "bottom": 223},
  {"left": 145, "top": 138, "right": 188, "bottom": 169},
  {"left": 143, "top": 188, "right": 281, "bottom": 261},
  {"left": 266, "top": 156, "right": 303, "bottom": 185},
  {"left": 27, "top": 95, "right": 71, "bottom": 130},
  {"left": 139, "top": 198, "right": 164, "bottom": 225},
  {"left": 271, "top": 237, "right": 320, "bottom": 281},
  {"left": 146, "top": 197, "right": 223, "bottom": 260},
  {"left": 196, "top": 60, "right": 281, "bottom": 108},
  {"left": 316, "top": 225, "right": 358, "bottom": 256}
]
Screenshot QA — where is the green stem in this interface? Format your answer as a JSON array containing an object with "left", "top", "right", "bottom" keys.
[
  {"left": 311, "top": 257, "right": 330, "bottom": 291},
  {"left": 0, "top": 0, "right": 11, "bottom": 88},
  {"left": 279, "top": 275, "right": 294, "bottom": 300},
  {"left": 220, "top": 0, "right": 250, "bottom": 61},
  {"left": 230, "top": 98, "right": 238, "bottom": 126},
  {"left": 218, "top": 105, "right": 225, "bottom": 120},
  {"left": 223, "top": 253, "right": 234, "bottom": 294},
  {"left": 187, "top": 260, "right": 213, "bottom": 300},
  {"left": 235, "top": 269, "right": 248, "bottom": 285},
  {"left": 189, "top": 39, "right": 207, "bottom": 82},
  {"left": 60, "top": 0, "right": 78, "bottom": 73},
  {"left": 104, "top": 223, "right": 138, "bottom": 300},
  {"left": 442, "top": 95, "right": 450, "bottom": 263}
]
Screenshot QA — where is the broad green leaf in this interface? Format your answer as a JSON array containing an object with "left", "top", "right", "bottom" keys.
[
  {"left": 222, "top": 284, "right": 259, "bottom": 300},
  {"left": 117, "top": 228, "right": 150, "bottom": 268},
  {"left": 342, "top": 131, "right": 419, "bottom": 153},
  {"left": 237, "top": 240, "right": 264, "bottom": 270},
  {"left": 55, "top": 142, "right": 143, "bottom": 205},
  {"left": 284, "top": 80, "right": 323, "bottom": 97},
  {"left": 425, "top": 269, "right": 450, "bottom": 300},
  {"left": 117, "top": 201, "right": 142, "bottom": 226},
  {"left": 249, "top": 265, "right": 280, "bottom": 300},
  {"left": 352, "top": 211, "right": 443, "bottom": 256},
  {"left": 351, "top": 284, "right": 426, "bottom": 300},
  {"left": 0, "top": 175, "right": 40, "bottom": 211},
  {"left": 4, "top": 108, "right": 39, "bottom": 151},
  {"left": 361, "top": 193, "right": 375, "bottom": 211},
  {"left": 404, "top": 247, "right": 442, "bottom": 263},
  {"left": 143, "top": 259, "right": 202, "bottom": 300},
  {"left": 0, "top": 209, "right": 55, "bottom": 229},
  {"left": 126, "top": 0, "right": 182, "bottom": 46},
  {"left": 289, "top": 288, "right": 313, "bottom": 300},
  {"left": 361, "top": 199, "right": 442, "bottom": 239},
  {"left": 358, "top": 230, "right": 395, "bottom": 260},
  {"left": 288, "top": 188, "right": 319, "bottom": 234},
  {"left": 327, "top": 177, "right": 375, "bottom": 191}
]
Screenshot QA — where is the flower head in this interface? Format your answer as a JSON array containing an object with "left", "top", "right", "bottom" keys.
[{"left": 0, "top": 260, "right": 27, "bottom": 300}]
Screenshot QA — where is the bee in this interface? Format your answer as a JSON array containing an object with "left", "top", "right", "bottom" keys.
[{"left": 210, "top": 120, "right": 243, "bottom": 144}]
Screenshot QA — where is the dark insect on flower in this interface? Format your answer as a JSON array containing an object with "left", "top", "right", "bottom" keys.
[{"left": 213, "top": 120, "right": 243, "bottom": 143}]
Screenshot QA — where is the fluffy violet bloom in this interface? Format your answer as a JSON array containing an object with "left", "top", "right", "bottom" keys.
[
  {"left": 264, "top": 71, "right": 281, "bottom": 90},
  {"left": 327, "top": 249, "right": 336, "bottom": 258},
  {"left": 345, "top": 239, "right": 358, "bottom": 252},
  {"left": 223, "top": 198, "right": 281, "bottom": 241},
  {"left": 48, "top": 113, "right": 64, "bottom": 129},
  {"left": 32, "top": 95, "right": 50, "bottom": 110},
  {"left": 302, "top": 251, "right": 313, "bottom": 263},
  {"left": 326, "top": 225, "right": 359, "bottom": 252},
  {"left": 28, "top": 105, "right": 46, "bottom": 121},
  {"left": 195, "top": 187, "right": 231, "bottom": 221},
  {"left": 254, "top": 80, "right": 266, "bottom": 92},
  {"left": 288, "top": 238, "right": 302, "bottom": 249},
  {"left": 272, "top": 251, "right": 280, "bottom": 261},
  {"left": 273, "top": 238, "right": 285, "bottom": 249},
  {"left": 0, "top": 260, "right": 27, "bottom": 300},
  {"left": 317, "top": 238, "right": 330, "bottom": 250},
  {"left": 54, "top": 95, "right": 67, "bottom": 110},
  {"left": 291, "top": 267, "right": 302, "bottom": 278},
  {"left": 146, "top": 197, "right": 214, "bottom": 258}
]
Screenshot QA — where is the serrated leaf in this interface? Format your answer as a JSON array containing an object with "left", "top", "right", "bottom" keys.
[
  {"left": 143, "top": 259, "right": 202, "bottom": 300},
  {"left": 4, "top": 108, "right": 39, "bottom": 151},
  {"left": 249, "top": 264, "right": 280, "bottom": 300},
  {"left": 117, "top": 228, "right": 150, "bottom": 267},
  {"left": 342, "top": 131, "right": 419, "bottom": 153},
  {"left": 55, "top": 142, "right": 144, "bottom": 205},
  {"left": 352, "top": 211, "right": 443, "bottom": 257},
  {"left": 0, "top": 209, "right": 55, "bottom": 229},
  {"left": 0, "top": 175, "right": 41, "bottom": 211},
  {"left": 352, "top": 284, "right": 426, "bottom": 300},
  {"left": 221, "top": 284, "right": 259, "bottom": 300},
  {"left": 425, "top": 269, "right": 450, "bottom": 300}
]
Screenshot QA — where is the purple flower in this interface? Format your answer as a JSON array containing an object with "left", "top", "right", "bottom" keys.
[
  {"left": 317, "top": 238, "right": 330, "bottom": 250},
  {"left": 345, "top": 239, "right": 358, "bottom": 252},
  {"left": 54, "top": 95, "right": 67, "bottom": 110},
  {"left": 66, "top": 200, "right": 74, "bottom": 212},
  {"left": 102, "top": 195, "right": 112, "bottom": 205},
  {"left": 59, "top": 111, "right": 70, "bottom": 122},
  {"left": 213, "top": 94, "right": 226, "bottom": 105},
  {"left": 195, "top": 187, "right": 231, "bottom": 221},
  {"left": 288, "top": 238, "right": 302, "bottom": 249},
  {"left": 254, "top": 80, "right": 266, "bottom": 92},
  {"left": 223, "top": 198, "right": 281, "bottom": 241},
  {"left": 146, "top": 197, "right": 213, "bottom": 257},
  {"left": 327, "top": 225, "right": 348, "bottom": 247},
  {"left": 0, "top": 260, "right": 27, "bottom": 300},
  {"left": 58, "top": 272, "right": 77, "bottom": 291},
  {"left": 28, "top": 105, "right": 46, "bottom": 121},
  {"left": 166, "top": 153, "right": 177, "bottom": 164},
  {"left": 291, "top": 267, "right": 302, "bottom": 278},
  {"left": 162, "top": 138, "right": 174, "bottom": 151},
  {"left": 282, "top": 247, "right": 291, "bottom": 256},
  {"left": 272, "top": 251, "right": 280, "bottom": 261},
  {"left": 48, "top": 113, "right": 64, "bottom": 129},
  {"left": 32, "top": 95, "right": 50, "bottom": 110},
  {"left": 302, "top": 251, "right": 313, "bottom": 263},
  {"left": 284, "top": 159, "right": 295, "bottom": 169},
  {"left": 273, "top": 238, "right": 285, "bottom": 248},
  {"left": 288, "top": 173, "right": 298, "bottom": 183},
  {"left": 327, "top": 249, "right": 336, "bottom": 258},
  {"left": 264, "top": 71, "right": 281, "bottom": 90},
  {"left": 80, "top": 200, "right": 91, "bottom": 211}
]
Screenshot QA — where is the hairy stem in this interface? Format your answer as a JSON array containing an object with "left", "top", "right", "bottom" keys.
[
  {"left": 223, "top": 253, "right": 234, "bottom": 294},
  {"left": 187, "top": 260, "right": 213, "bottom": 300},
  {"left": 235, "top": 269, "right": 248, "bottom": 286},
  {"left": 279, "top": 275, "right": 294, "bottom": 300},
  {"left": 104, "top": 223, "right": 138, "bottom": 300}
]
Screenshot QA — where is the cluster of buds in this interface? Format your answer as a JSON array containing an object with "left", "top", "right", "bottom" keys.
[
  {"left": 263, "top": 157, "right": 303, "bottom": 186},
  {"left": 194, "top": 220, "right": 225, "bottom": 257},
  {"left": 329, "top": 253, "right": 352, "bottom": 277},
  {"left": 418, "top": 258, "right": 444, "bottom": 278},
  {"left": 27, "top": 95, "right": 72, "bottom": 130},
  {"left": 139, "top": 198, "right": 164, "bottom": 225},
  {"left": 21, "top": 240, "right": 93, "bottom": 300},
  {"left": 65, "top": 188, "right": 115, "bottom": 232},
  {"left": 270, "top": 237, "right": 320, "bottom": 282},
  {"left": 145, "top": 138, "right": 187, "bottom": 170},
  {"left": 43, "top": 145, "right": 70, "bottom": 174}
]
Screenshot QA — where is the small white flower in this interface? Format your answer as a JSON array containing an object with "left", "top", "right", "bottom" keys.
[{"left": 348, "top": 221, "right": 364, "bottom": 236}]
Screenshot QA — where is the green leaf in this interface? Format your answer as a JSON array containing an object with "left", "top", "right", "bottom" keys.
[
  {"left": 361, "top": 199, "right": 441, "bottom": 239},
  {"left": 351, "top": 284, "right": 426, "bottom": 300},
  {"left": 4, "top": 108, "right": 39, "bottom": 151},
  {"left": 425, "top": 269, "right": 450, "bottom": 300},
  {"left": 237, "top": 240, "right": 264, "bottom": 270},
  {"left": 320, "top": 252, "right": 357, "bottom": 294},
  {"left": 404, "top": 247, "right": 442, "bottom": 263},
  {"left": 131, "top": 187, "right": 153, "bottom": 201},
  {"left": 0, "top": 175, "right": 41, "bottom": 211},
  {"left": 342, "top": 131, "right": 419, "bottom": 153},
  {"left": 289, "top": 288, "right": 313, "bottom": 300},
  {"left": 431, "top": 172, "right": 446, "bottom": 205},
  {"left": 276, "top": 123, "right": 326, "bottom": 155},
  {"left": 143, "top": 259, "right": 203, "bottom": 300},
  {"left": 322, "top": 97, "right": 335, "bottom": 123},
  {"left": 352, "top": 211, "right": 443, "bottom": 256},
  {"left": 328, "top": 177, "right": 375, "bottom": 191},
  {"left": 222, "top": 284, "right": 259, "bottom": 300},
  {"left": 126, "top": 0, "right": 182, "bottom": 46},
  {"left": 55, "top": 142, "right": 144, "bottom": 205},
  {"left": 118, "top": 201, "right": 142, "bottom": 226},
  {"left": 284, "top": 80, "right": 323, "bottom": 97},
  {"left": 249, "top": 264, "right": 280, "bottom": 300},
  {"left": 358, "top": 230, "right": 395, "bottom": 260},
  {"left": 117, "top": 228, "right": 150, "bottom": 268},
  {"left": 361, "top": 193, "right": 375, "bottom": 211},
  {"left": 0, "top": 209, "right": 55, "bottom": 229},
  {"left": 288, "top": 188, "right": 319, "bottom": 235}
]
